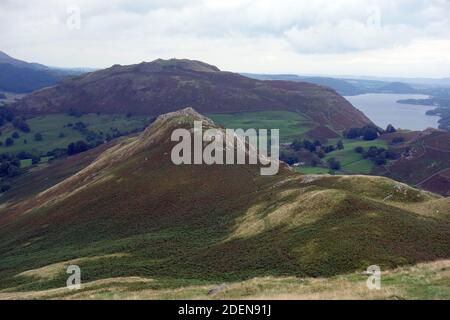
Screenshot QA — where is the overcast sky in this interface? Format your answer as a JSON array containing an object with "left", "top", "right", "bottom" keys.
[{"left": 1, "top": 0, "right": 450, "bottom": 77}]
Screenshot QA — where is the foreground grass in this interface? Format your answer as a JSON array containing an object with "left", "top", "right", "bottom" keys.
[{"left": 1, "top": 260, "right": 448, "bottom": 300}]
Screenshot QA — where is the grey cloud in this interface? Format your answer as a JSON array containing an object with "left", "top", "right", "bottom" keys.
[{"left": 0, "top": 0, "right": 449, "bottom": 76}]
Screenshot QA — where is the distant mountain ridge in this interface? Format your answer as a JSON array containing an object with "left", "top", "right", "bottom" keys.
[
  {"left": 12, "top": 58, "right": 372, "bottom": 130},
  {"left": 0, "top": 63, "right": 62, "bottom": 93},
  {"left": 243, "top": 73, "right": 425, "bottom": 96},
  {"left": 243, "top": 73, "right": 365, "bottom": 96},
  {"left": 0, "top": 51, "right": 89, "bottom": 93},
  {"left": 378, "top": 82, "right": 417, "bottom": 94},
  {"left": 0, "top": 51, "right": 48, "bottom": 70}
]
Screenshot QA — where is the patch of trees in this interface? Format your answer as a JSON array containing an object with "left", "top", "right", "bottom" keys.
[
  {"left": 290, "top": 138, "right": 342, "bottom": 155},
  {"left": 386, "top": 124, "right": 396, "bottom": 134},
  {"left": 343, "top": 125, "right": 381, "bottom": 141},
  {"left": 17, "top": 151, "right": 40, "bottom": 164},
  {"left": 45, "top": 140, "right": 94, "bottom": 158},
  {"left": 12, "top": 117, "right": 30, "bottom": 133},
  {"left": 0, "top": 148, "right": 57, "bottom": 194},
  {"left": 69, "top": 120, "right": 142, "bottom": 145},
  {"left": 322, "top": 145, "right": 335, "bottom": 153},
  {"left": 354, "top": 146, "right": 399, "bottom": 165},
  {"left": 343, "top": 124, "right": 395, "bottom": 141},
  {"left": 354, "top": 146, "right": 364, "bottom": 154},
  {"left": 291, "top": 139, "right": 320, "bottom": 152},
  {"left": 70, "top": 121, "right": 104, "bottom": 143},
  {"left": 281, "top": 138, "right": 346, "bottom": 168},
  {"left": 46, "top": 148, "right": 68, "bottom": 158},
  {"left": 279, "top": 149, "right": 299, "bottom": 165},
  {"left": 67, "top": 140, "right": 90, "bottom": 155},
  {"left": 327, "top": 157, "right": 341, "bottom": 171},
  {"left": 0, "top": 154, "right": 21, "bottom": 179},
  {"left": 0, "top": 107, "right": 30, "bottom": 133},
  {"left": 0, "top": 107, "right": 14, "bottom": 126},
  {"left": 73, "top": 121, "right": 86, "bottom": 130},
  {"left": 0, "top": 184, "right": 11, "bottom": 193},
  {"left": 0, "top": 152, "right": 43, "bottom": 190},
  {"left": 280, "top": 148, "right": 322, "bottom": 167},
  {"left": 5, "top": 138, "right": 14, "bottom": 147}
]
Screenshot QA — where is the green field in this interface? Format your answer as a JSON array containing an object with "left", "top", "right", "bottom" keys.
[
  {"left": 19, "top": 156, "right": 52, "bottom": 169},
  {"left": 294, "top": 166, "right": 330, "bottom": 174},
  {"left": 208, "top": 111, "right": 313, "bottom": 143},
  {"left": 325, "top": 139, "right": 388, "bottom": 174},
  {"left": 40, "top": 156, "right": 51, "bottom": 163},
  {"left": 208, "top": 110, "right": 389, "bottom": 175},
  {"left": 0, "top": 114, "right": 149, "bottom": 154},
  {"left": 19, "top": 159, "right": 33, "bottom": 168},
  {"left": 342, "top": 159, "right": 374, "bottom": 174}
]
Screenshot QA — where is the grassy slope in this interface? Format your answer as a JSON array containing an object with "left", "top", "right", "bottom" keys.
[
  {"left": 325, "top": 139, "right": 388, "bottom": 174},
  {"left": 0, "top": 113, "right": 148, "bottom": 154},
  {"left": 0, "top": 110, "right": 448, "bottom": 299}
]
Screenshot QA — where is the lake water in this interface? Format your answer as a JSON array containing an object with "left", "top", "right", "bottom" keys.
[{"left": 344, "top": 93, "right": 440, "bottom": 131}]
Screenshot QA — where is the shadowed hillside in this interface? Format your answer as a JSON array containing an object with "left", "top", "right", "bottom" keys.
[
  {"left": 0, "top": 63, "right": 62, "bottom": 93},
  {"left": 0, "top": 108, "right": 448, "bottom": 298},
  {"left": 0, "top": 51, "right": 75, "bottom": 93},
  {"left": 11, "top": 59, "right": 372, "bottom": 130}
]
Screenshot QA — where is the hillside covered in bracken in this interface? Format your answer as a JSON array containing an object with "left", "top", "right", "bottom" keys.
[
  {"left": 0, "top": 108, "right": 449, "bottom": 299},
  {"left": 11, "top": 59, "right": 372, "bottom": 131},
  {"left": 376, "top": 129, "right": 450, "bottom": 196}
]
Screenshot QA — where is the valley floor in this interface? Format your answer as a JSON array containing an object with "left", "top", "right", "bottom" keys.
[{"left": 1, "top": 260, "right": 449, "bottom": 300}]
